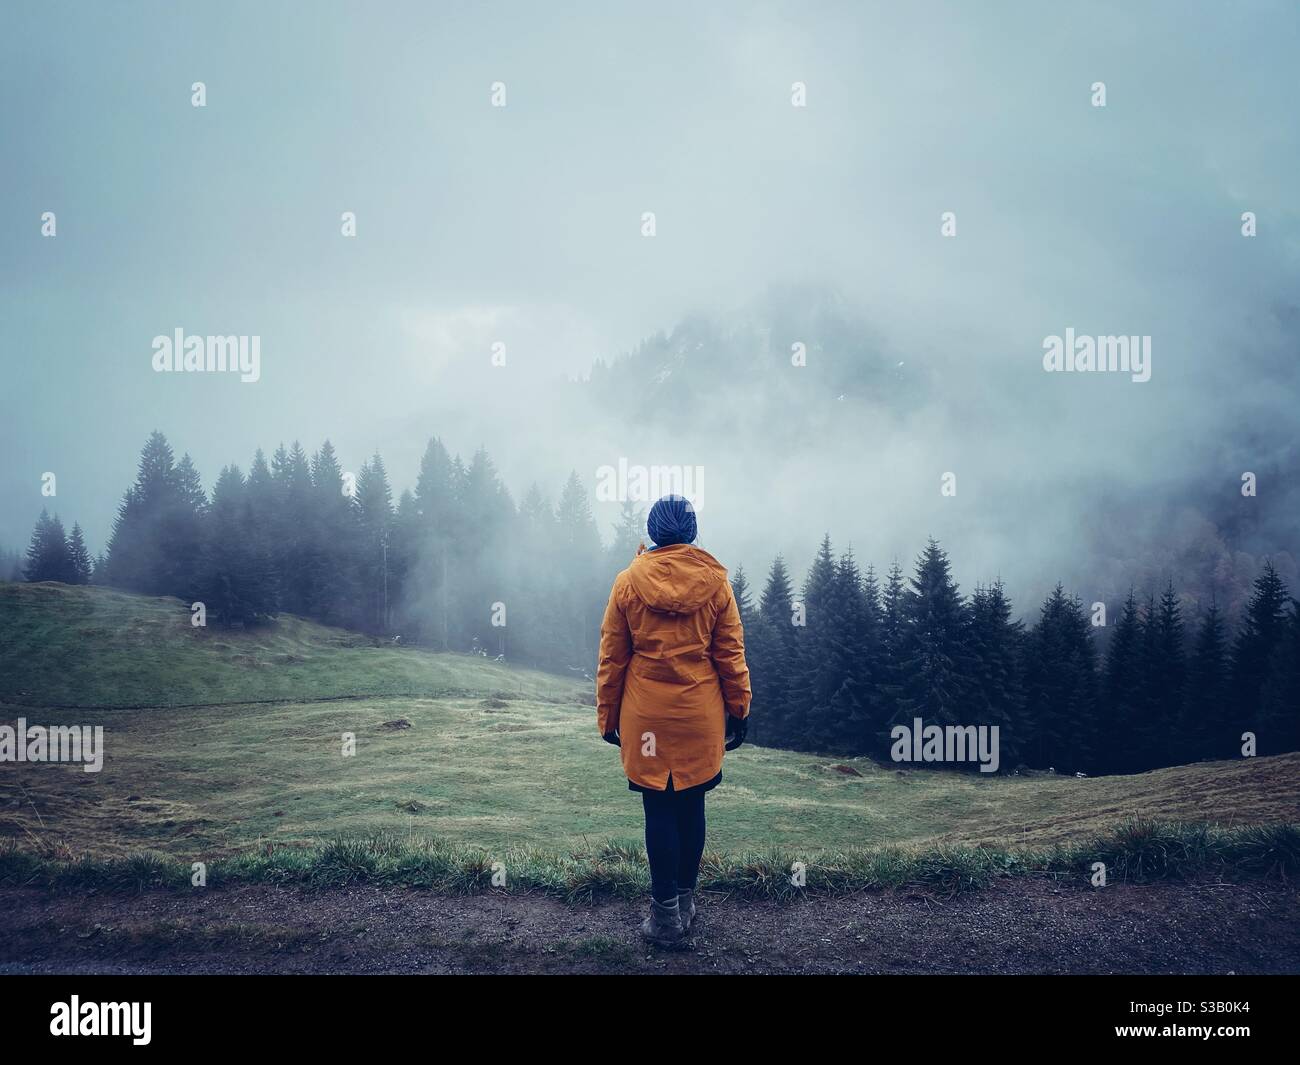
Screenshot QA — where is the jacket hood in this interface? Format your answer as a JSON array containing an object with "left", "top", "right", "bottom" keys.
[{"left": 626, "top": 544, "right": 728, "bottom": 615}]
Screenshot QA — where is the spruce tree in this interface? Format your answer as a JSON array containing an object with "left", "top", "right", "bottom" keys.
[
  {"left": 308, "top": 440, "right": 357, "bottom": 627},
  {"left": 1230, "top": 561, "right": 1290, "bottom": 737},
  {"left": 1147, "top": 582, "right": 1186, "bottom": 768},
  {"left": 457, "top": 448, "right": 514, "bottom": 654},
  {"left": 788, "top": 535, "right": 839, "bottom": 749},
  {"left": 608, "top": 499, "right": 646, "bottom": 565},
  {"left": 401, "top": 438, "right": 457, "bottom": 648},
  {"left": 66, "top": 522, "right": 93, "bottom": 585},
  {"left": 354, "top": 452, "right": 395, "bottom": 633},
  {"left": 1185, "top": 600, "right": 1230, "bottom": 760},
  {"left": 243, "top": 449, "right": 281, "bottom": 616},
  {"left": 167, "top": 453, "right": 208, "bottom": 597},
  {"left": 1023, "top": 585, "right": 1098, "bottom": 773},
  {"left": 270, "top": 441, "right": 315, "bottom": 618},
  {"left": 101, "top": 431, "right": 181, "bottom": 593},
  {"left": 555, "top": 470, "right": 603, "bottom": 666},
  {"left": 1101, "top": 590, "right": 1143, "bottom": 773},
  {"left": 24, "top": 510, "right": 74, "bottom": 582},
  {"left": 895, "top": 539, "right": 971, "bottom": 734},
  {"left": 1132, "top": 592, "right": 1164, "bottom": 770},
  {"left": 730, "top": 566, "right": 754, "bottom": 627},
  {"left": 759, "top": 556, "right": 794, "bottom": 623},
  {"left": 750, "top": 556, "right": 796, "bottom": 747},
  {"left": 23, "top": 510, "right": 50, "bottom": 580},
  {"left": 825, "top": 549, "right": 881, "bottom": 754},
  {"left": 875, "top": 560, "right": 907, "bottom": 748},
  {"left": 1259, "top": 599, "right": 1300, "bottom": 755},
  {"left": 513, "top": 484, "right": 565, "bottom": 668},
  {"left": 200, "top": 465, "right": 275, "bottom": 625},
  {"left": 966, "top": 580, "right": 1025, "bottom": 769}
]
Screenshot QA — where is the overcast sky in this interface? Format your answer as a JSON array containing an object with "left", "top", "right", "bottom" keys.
[{"left": 3, "top": 0, "right": 1297, "bottom": 609}]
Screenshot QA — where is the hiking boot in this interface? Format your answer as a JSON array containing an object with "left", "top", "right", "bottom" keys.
[
  {"left": 640, "top": 897, "right": 684, "bottom": 947},
  {"left": 677, "top": 890, "right": 696, "bottom": 933}
]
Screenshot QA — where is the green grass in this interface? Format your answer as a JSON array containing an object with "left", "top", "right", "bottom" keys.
[
  {"left": 2, "top": 821, "right": 1296, "bottom": 900},
  {"left": 0, "top": 582, "right": 574, "bottom": 708},
  {"left": 2, "top": 582, "right": 1299, "bottom": 869}
]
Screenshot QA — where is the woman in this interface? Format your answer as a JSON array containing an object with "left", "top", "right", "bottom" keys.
[{"left": 596, "top": 494, "right": 751, "bottom": 946}]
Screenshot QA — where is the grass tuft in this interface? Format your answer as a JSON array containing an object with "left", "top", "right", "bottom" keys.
[{"left": 4, "top": 818, "right": 1293, "bottom": 902}]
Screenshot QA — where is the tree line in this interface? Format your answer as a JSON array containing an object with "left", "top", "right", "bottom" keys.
[
  {"left": 20, "top": 512, "right": 93, "bottom": 585},
  {"left": 20, "top": 431, "right": 638, "bottom": 674},
  {"left": 739, "top": 536, "right": 1299, "bottom": 774},
  {"left": 18, "top": 431, "right": 1299, "bottom": 774}
]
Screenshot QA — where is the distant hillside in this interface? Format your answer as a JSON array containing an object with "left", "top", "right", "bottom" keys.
[
  {"left": 584, "top": 287, "right": 925, "bottom": 438},
  {"left": 0, "top": 582, "right": 584, "bottom": 709},
  {"left": 2, "top": 583, "right": 1297, "bottom": 861}
]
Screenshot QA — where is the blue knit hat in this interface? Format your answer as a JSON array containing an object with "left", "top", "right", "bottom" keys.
[{"left": 647, "top": 494, "right": 697, "bottom": 547}]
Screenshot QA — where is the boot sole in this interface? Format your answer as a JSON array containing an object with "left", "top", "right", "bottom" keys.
[{"left": 640, "top": 927, "right": 686, "bottom": 948}]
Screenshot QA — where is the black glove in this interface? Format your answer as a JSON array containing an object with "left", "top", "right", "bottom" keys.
[
  {"left": 724, "top": 714, "right": 748, "bottom": 751},
  {"left": 602, "top": 730, "right": 621, "bottom": 747}
]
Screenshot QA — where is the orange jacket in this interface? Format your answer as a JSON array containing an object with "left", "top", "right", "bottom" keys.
[{"left": 596, "top": 543, "right": 751, "bottom": 790}]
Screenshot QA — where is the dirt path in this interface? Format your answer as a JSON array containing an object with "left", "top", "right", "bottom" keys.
[{"left": 2, "top": 879, "right": 1298, "bottom": 975}]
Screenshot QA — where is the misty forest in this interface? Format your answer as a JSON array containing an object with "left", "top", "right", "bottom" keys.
[{"left": 16, "top": 429, "right": 1300, "bottom": 777}]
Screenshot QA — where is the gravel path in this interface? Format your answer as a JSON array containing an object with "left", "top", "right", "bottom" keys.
[{"left": 2, "top": 878, "right": 1298, "bottom": 974}]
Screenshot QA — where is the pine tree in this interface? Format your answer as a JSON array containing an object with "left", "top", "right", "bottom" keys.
[
  {"left": 608, "top": 500, "right": 646, "bottom": 565},
  {"left": 1146, "top": 582, "right": 1186, "bottom": 769},
  {"left": 66, "top": 522, "right": 93, "bottom": 585},
  {"left": 555, "top": 470, "right": 603, "bottom": 666},
  {"left": 730, "top": 566, "right": 754, "bottom": 627},
  {"left": 401, "top": 437, "right": 457, "bottom": 648},
  {"left": 243, "top": 449, "right": 280, "bottom": 616},
  {"left": 271, "top": 441, "right": 315, "bottom": 618},
  {"left": 199, "top": 465, "right": 276, "bottom": 626},
  {"left": 895, "top": 539, "right": 971, "bottom": 734},
  {"left": 389, "top": 488, "right": 417, "bottom": 637},
  {"left": 308, "top": 440, "right": 357, "bottom": 627},
  {"left": 1023, "top": 585, "right": 1098, "bottom": 772},
  {"left": 1185, "top": 600, "right": 1230, "bottom": 760},
  {"left": 1100, "top": 590, "right": 1143, "bottom": 772},
  {"left": 456, "top": 448, "right": 514, "bottom": 654},
  {"left": 824, "top": 549, "right": 882, "bottom": 753},
  {"left": 1131, "top": 592, "right": 1163, "bottom": 769},
  {"left": 23, "top": 510, "right": 49, "bottom": 580},
  {"left": 760, "top": 556, "right": 794, "bottom": 623},
  {"left": 513, "top": 484, "right": 565, "bottom": 667},
  {"left": 1259, "top": 599, "right": 1300, "bottom": 755},
  {"left": 167, "top": 453, "right": 208, "bottom": 597},
  {"left": 875, "top": 560, "right": 907, "bottom": 747},
  {"left": 966, "top": 580, "right": 1025, "bottom": 769},
  {"left": 96, "top": 433, "right": 205, "bottom": 597},
  {"left": 1230, "top": 561, "right": 1290, "bottom": 738},
  {"left": 101, "top": 431, "right": 179, "bottom": 593},
  {"left": 787, "top": 535, "right": 839, "bottom": 749},
  {"left": 749, "top": 556, "right": 796, "bottom": 747},
  {"left": 354, "top": 452, "right": 395, "bottom": 633},
  {"left": 24, "top": 510, "right": 74, "bottom": 582}
]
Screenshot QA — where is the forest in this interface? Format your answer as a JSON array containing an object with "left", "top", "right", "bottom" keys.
[{"left": 18, "top": 430, "right": 1300, "bottom": 775}]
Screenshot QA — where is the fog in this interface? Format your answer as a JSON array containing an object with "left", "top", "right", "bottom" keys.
[{"left": 3, "top": 0, "right": 1298, "bottom": 618}]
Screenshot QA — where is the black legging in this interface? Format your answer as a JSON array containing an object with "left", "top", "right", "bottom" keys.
[{"left": 641, "top": 781, "right": 707, "bottom": 903}]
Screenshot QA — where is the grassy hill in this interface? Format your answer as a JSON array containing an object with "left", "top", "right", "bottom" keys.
[
  {"left": 0, "top": 582, "right": 573, "bottom": 708},
  {"left": 2, "top": 582, "right": 1298, "bottom": 863}
]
